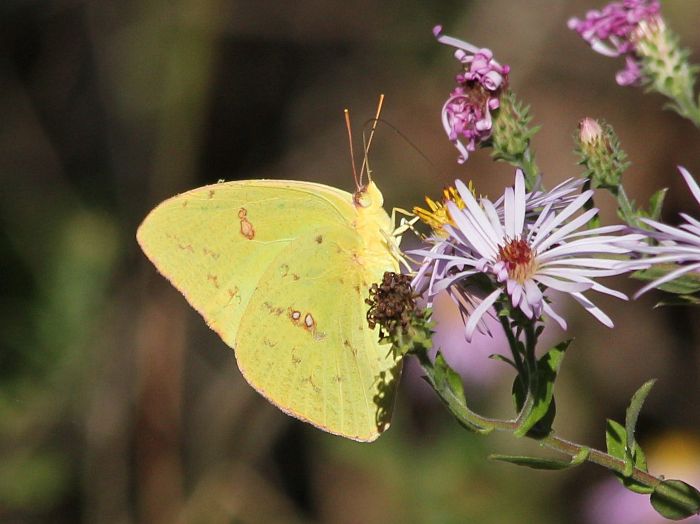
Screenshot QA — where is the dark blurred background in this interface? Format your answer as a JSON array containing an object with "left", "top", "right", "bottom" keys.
[{"left": 2, "top": 1, "right": 700, "bottom": 523}]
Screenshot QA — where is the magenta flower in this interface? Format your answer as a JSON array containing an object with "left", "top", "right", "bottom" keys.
[
  {"left": 568, "top": 0, "right": 661, "bottom": 86},
  {"left": 412, "top": 170, "right": 642, "bottom": 341},
  {"left": 434, "top": 25, "right": 510, "bottom": 163}
]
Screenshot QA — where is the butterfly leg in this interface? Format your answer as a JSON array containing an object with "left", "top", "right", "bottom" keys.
[{"left": 381, "top": 208, "right": 421, "bottom": 272}]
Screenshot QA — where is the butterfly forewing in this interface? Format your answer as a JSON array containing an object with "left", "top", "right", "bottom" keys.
[{"left": 137, "top": 180, "right": 354, "bottom": 344}]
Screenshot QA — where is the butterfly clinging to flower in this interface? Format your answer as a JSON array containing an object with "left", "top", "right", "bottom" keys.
[{"left": 137, "top": 98, "right": 405, "bottom": 441}]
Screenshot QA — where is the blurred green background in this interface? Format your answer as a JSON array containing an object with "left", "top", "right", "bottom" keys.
[{"left": 2, "top": 1, "right": 700, "bottom": 522}]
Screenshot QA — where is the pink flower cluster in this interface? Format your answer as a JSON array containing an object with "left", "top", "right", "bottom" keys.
[
  {"left": 434, "top": 26, "right": 510, "bottom": 163},
  {"left": 568, "top": 0, "right": 661, "bottom": 86}
]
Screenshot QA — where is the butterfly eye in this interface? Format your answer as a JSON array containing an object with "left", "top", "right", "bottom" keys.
[{"left": 353, "top": 188, "right": 373, "bottom": 208}]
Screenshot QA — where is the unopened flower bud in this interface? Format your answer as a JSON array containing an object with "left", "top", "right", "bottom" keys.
[
  {"left": 575, "top": 119, "right": 628, "bottom": 194},
  {"left": 578, "top": 117, "right": 603, "bottom": 146}
]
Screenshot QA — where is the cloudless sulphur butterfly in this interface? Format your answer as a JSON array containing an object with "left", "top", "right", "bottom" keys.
[{"left": 137, "top": 177, "right": 403, "bottom": 441}]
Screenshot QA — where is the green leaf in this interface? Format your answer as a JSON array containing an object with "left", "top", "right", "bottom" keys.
[
  {"left": 435, "top": 353, "right": 466, "bottom": 402},
  {"left": 512, "top": 339, "right": 571, "bottom": 438},
  {"left": 647, "top": 188, "right": 668, "bottom": 220},
  {"left": 605, "top": 419, "right": 653, "bottom": 494},
  {"left": 419, "top": 352, "right": 494, "bottom": 435},
  {"left": 632, "top": 266, "right": 700, "bottom": 295},
  {"left": 489, "top": 448, "right": 589, "bottom": 470},
  {"left": 625, "top": 379, "right": 656, "bottom": 453},
  {"left": 488, "top": 353, "right": 517, "bottom": 369},
  {"left": 651, "top": 479, "right": 700, "bottom": 520},
  {"left": 656, "top": 294, "right": 700, "bottom": 307}
]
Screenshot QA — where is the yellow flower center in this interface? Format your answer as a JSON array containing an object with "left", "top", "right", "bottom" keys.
[{"left": 498, "top": 238, "right": 538, "bottom": 283}]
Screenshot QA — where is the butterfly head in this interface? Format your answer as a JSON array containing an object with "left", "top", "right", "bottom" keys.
[{"left": 353, "top": 181, "right": 384, "bottom": 210}]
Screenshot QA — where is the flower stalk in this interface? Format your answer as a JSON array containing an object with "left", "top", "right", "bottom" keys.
[
  {"left": 402, "top": 16, "right": 700, "bottom": 520},
  {"left": 569, "top": 0, "right": 700, "bottom": 127},
  {"left": 380, "top": 298, "right": 700, "bottom": 519}
]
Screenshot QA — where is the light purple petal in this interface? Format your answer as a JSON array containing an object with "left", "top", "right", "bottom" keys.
[{"left": 465, "top": 289, "right": 502, "bottom": 342}]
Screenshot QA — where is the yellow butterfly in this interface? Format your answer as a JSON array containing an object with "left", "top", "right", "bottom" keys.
[{"left": 137, "top": 103, "right": 405, "bottom": 441}]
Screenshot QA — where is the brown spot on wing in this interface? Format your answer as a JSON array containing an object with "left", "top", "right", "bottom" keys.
[
  {"left": 264, "top": 301, "right": 284, "bottom": 316},
  {"left": 178, "top": 243, "right": 194, "bottom": 253},
  {"left": 315, "top": 235, "right": 323, "bottom": 244},
  {"left": 225, "top": 286, "right": 241, "bottom": 306},
  {"left": 287, "top": 309, "right": 326, "bottom": 340},
  {"left": 302, "top": 375, "right": 321, "bottom": 394},
  {"left": 343, "top": 339, "right": 358, "bottom": 357},
  {"left": 208, "top": 189, "right": 216, "bottom": 199},
  {"left": 238, "top": 208, "right": 255, "bottom": 240},
  {"left": 207, "top": 273, "right": 220, "bottom": 288},
  {"left": 203, "top": 247, "right": 220, "bottom": 259}
]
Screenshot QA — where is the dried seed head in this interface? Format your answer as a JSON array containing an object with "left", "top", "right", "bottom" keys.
[{"left": 366, "top": 272, "right": 416, "bottom": 337}]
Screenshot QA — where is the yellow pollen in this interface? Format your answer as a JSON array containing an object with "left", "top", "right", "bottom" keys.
[
  {"left": 498, "top": 238, "right": 538, "bottom": 284},
  {"left": 413, "top": 184, "right": 474, "bottom": 236}
]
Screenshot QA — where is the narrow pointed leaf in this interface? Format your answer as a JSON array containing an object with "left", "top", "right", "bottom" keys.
[
  {"left": 632, "top": 266, "right": 700, "bottom": 294},
  {"left": 625, "top": 379, "right": 656, "bottom": 452},
  {"left": 513, "top": 340, "right": 571, "bottom": 438},
  {"left": 419, "top": 352, "right": 494, "bottom": 435},
  {"left": 605, "top": 419, "right": 653, "bottom": 494},
  {"left": 489, "top": 353, "right": 517, "bottom": 369},
  {"left": 651, "top": 479, "right": 700, "bottom": 520},
  {"left": 655, "top": 294, "right": 700, "bottom": 307},
  {"left": 647, "top": 188, "right": 668, "bottom": 220}
]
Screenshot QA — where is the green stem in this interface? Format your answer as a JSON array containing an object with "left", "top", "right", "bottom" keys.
[
  {"left": 498, "top": 314, "right": 526, "bottom": 379},
  {"left": 417, "top": 350, "right": 662, "bottom": 487},
  {"left": 670, "top": 91, "right": 700, "bottom": 128},
  {"left": 524, "top": 322, "right": 538, "bottom": 376},
  {"left": 519, "top": 148, "right": 539, "bottom": 191},
  {"left": 541, "top": 434, "right": 660, "bottom": 488}
]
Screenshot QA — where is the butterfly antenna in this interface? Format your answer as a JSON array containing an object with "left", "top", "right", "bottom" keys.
[
  {"left": 359, "top": 93, "right": 384, "bottom": 186},
  {"left": 366, "top": 117, "right": 436, "bottom": 172},
  {"left": 344, "top": 109, "right": 361, "bottom": 192}
]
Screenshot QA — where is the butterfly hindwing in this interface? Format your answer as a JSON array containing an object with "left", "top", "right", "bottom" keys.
[{"left": 236, "top": 225, "right": 400, "bottom": 441}]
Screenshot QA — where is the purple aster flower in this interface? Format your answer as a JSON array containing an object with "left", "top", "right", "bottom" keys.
[
  {"left": 412, "top": 170, "right": 642, "bottom": 341},
  {"left": 623, "top": 167, "right": 700, "bottom": 298},
  {"left": 494, "top": 176, "right": 586, "bottom": 219},
  {"left": 434, "top": 25, "right": 510, "bottom": 163},
  {"left": 568, "top": 0, "right": 661, "bottom": 86}
]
